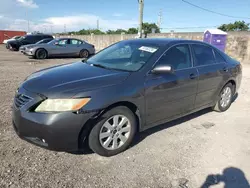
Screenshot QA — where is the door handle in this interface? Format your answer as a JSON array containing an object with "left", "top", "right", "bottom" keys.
[
  {"left": 189, "top": 73, "right": 197, "bottom": 79},
  {"left": 223, "top": 67, "right": 229, "bottom": 72}
]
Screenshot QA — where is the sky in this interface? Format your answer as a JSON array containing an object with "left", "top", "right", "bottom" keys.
[{"left": 0, "top": 0, "right": 250, "bottom": 33}]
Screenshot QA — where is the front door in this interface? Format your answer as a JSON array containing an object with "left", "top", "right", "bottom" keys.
[
  {"left": 51, "top": 39, "right": 70, "bottom": 57},
  {"left": 145, "top": 44, "right": 198, "bottom": 127}
]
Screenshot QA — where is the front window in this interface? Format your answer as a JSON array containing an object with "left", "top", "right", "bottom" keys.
[
  {"left": 156, "top": 44, "right": 191, "bottom": 70},
  {"left": 87, "top": 41, "right": 159, "bottom": 71},
  {"left": 58, "top": 39, "right": 68, "bottom": 45}
]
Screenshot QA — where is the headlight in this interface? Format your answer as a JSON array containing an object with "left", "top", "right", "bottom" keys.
[{"left": 35, "top": 98, "right": 91, "bottom": 112}]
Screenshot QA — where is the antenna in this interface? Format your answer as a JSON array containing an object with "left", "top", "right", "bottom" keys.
[{"left": 97, "top": 19, "right": 99, "bottom": 30}]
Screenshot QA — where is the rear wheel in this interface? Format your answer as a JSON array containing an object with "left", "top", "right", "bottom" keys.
[
  {"left": 213, "top": 83, "right": 234, "bottom": 112},
  {"left": 88, "top": 106, "right": 137, "bottom": 157},
  {"left": 35, "top": 49, "right": 47, "bottom": 59},
  {"left": 79, "top": 49, "right": 89, "bottom": 58}
]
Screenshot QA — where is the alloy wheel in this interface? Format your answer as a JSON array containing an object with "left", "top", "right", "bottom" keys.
[
  {"left": 220, "top": 86, "right": 232, "bottom": 108},
  {"left": 99, "top": 115, "right": 131, "bottom": 150}
]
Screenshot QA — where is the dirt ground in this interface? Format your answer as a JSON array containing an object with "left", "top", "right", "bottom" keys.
[{"left": 0, "top": 44, "right": 250, "bottom": 188}]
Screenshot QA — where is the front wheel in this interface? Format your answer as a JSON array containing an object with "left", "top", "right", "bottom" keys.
[
  {"left": 35, "top": 49, "right": 47, "bottom": 59},
  {"left": 213, "top": 83, "right": 234, "bottom": 112},
  {"left": 88, "top": 106, "right": 137, "bottom": 157}
]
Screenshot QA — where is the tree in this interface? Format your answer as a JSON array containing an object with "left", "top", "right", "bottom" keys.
[
  {"left": 142, "top": 22, "right": 160, "bottom": 34},
  {"left": 127, "top": 27, "right": 138, "bottom": 34},
  {"left": 65, "top": 22, "right": 160, "bottom": 35},
  {"left": 218, "top": 21, "right": 249, "bottom": 31},
  {"left": 106, "top": 29, "right": 127, "bottom": 34}
]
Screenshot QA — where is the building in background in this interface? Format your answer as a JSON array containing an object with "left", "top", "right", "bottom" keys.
[{"left": 0, "top": 30, "right": 26, "bottom": 44}]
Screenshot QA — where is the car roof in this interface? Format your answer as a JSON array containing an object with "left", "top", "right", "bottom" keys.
[
  {"left": 124, "top": 38, "right": 207, "bottom": 46},
  {"left": 55, "top": 38, "right": 82, "bottom": 41},
  {"left": 26, "top": 34, "right": 53, "bottom": 37}
]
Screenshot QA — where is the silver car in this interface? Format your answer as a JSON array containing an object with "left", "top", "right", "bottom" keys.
[
  {"left": 20, "top": 38, "right": 53, "bottom": 53},
  {"left": 23, "top": 38, "right": 95, "bottom": 59}
]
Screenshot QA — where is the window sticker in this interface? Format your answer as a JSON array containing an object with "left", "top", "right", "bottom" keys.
[{"left": 138, "top": 46, "right": 158, "bottom": 53}]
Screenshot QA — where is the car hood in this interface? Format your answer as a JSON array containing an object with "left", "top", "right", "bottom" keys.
[
  {"left": 20, "top": 44, "right": 37, "bottom": 48},
  {"left": 30, "top": 43, "right": 49, "bottom": 48},
  {"left": 21, "top": 62, "right": 130, "bottom": 97},
  {"left": 4, "top": 39, "right": 15, "bottom": 42}
]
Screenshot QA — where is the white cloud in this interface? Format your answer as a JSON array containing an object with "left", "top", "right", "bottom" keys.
[
  {"left": 44, "top": 14, "right": 137, "bottom": 31},
  {"left": 112, "top": 13, "right": 123, "bottom": 17},
  {"left": 1, "top": 14, "right": 137, "bottom": 33},
  {"left": 0, "top": 15, "right": 3, "bottom": 19},
  {"left": 16, "top": 0, "right": 38, "bottom": 8}
]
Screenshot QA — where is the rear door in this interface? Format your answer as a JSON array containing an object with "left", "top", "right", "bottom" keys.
[
  {"left": 68, "top": 39, "right": 83, "bottom": 56},
  {"left": 191, "top": 44, "right": 229, "bottom": 108}
]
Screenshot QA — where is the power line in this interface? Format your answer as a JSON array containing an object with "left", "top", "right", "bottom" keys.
[
  {"left": 181, "top": 0, "right": 250, "bottom": 19},
  {"left": 160, "top": 25, "right": 218, "bottom": 30}
]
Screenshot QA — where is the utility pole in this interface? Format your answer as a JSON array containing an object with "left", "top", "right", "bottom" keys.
[
  {"left": 28, "top": 20, "right": 30, "bottom": 33},
  {"left": 26, "top": 11, "right": 30, "bottom": 33},
  {"left": 64, "top": 24, "right": 66, "bottom": 34},
  {"left": 138, "top": 0, "right": 144, "bottom": 38},
  {"left": 157, "top": 9, "right": 162, "bottom": 32},
  {"left": 97, "top": 19, "right": 99, "bottom": 30}
]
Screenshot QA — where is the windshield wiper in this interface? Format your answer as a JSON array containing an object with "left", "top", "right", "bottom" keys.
[
  {"left": 88, "top": 63, "right": 132, "bottom": 72},
  {"left": 90, "top": 63, "right": 108, "bottom": 69},
  {"left": 81, "top": 58, "right": 88, "bottom": 63}
]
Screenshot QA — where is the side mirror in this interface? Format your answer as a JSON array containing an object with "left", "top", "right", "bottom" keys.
[{"left": 151, "top": 65, "right": 174, "bottom": 74}]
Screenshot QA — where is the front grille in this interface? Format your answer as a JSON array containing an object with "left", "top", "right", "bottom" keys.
[{"left": 14, "top": 94, "right": 32, "bottom": 109}]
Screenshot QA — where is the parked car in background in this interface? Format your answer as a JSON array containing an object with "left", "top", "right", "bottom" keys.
[
  {"left": 20, "top": 38, "right": 53, "bottom": 53},
  {"left": 22, "top": 38, "right": 95, "bottom": 59},
  {"left": 3, "top": 36, "right": 21, "bottom": 44},
  {"left": 12, "top": 38, "right": 242, "bottom": 156},
  {"left": 7, "top": 34, "right": 53, "bottom": 51}
]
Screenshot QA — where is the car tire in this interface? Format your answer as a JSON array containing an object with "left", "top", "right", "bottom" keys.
[
  {"left": 213, "top": 83, "right": 234, "bottom": 112},
  {"left": 88, "top": 106, "right": 137, "bottom": 157},
  {"left": 35, "top": 49, "right": 47, "bottom": 59},
  {"left": 79, "top": 49, "right": 89, "bottom": 58}
]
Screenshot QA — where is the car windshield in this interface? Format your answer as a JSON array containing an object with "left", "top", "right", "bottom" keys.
[
  {"left": 48, "top": 39, "right": 57, "bottom": 44},
  {"left": 86, "top": 41, "right": 159, "bottom": 72},
  {"left": 36, "top": 39, "right": 49, "bottom": 44},
  {"left": 18, "top": 36, "right": 26, "bottom": 41}
]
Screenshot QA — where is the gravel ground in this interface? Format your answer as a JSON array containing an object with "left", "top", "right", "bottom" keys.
[{"left": 0, "top": 45, "right": 250, "bottom": 188}]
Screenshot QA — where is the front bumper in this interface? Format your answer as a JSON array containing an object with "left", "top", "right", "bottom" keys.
[
  {"left": 23, "top": 50, "right": 33, "bottom": 56},
  {"left": 12, "top": 87, "right": 95, "bottom": 152}
]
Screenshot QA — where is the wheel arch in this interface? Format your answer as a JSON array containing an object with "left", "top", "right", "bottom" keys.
[
  {"left": 79, "top": 49, "right": 89, "bottom": 57},
  {"left": 78, "top": 101, "right": 142, "bottom": 150},
  {"left": 226, "top": 80, "right": 236, "bottom": 94},
  {"left": 35, "top": 48, "right": 48, "bottom": 58}
]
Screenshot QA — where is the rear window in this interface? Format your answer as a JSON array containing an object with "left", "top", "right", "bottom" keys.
[
  {"left": 192, "top": 44, "right": 216, "bottom": 66},
  {"left": 214, "top": 50, "right": 226, "bottom": 63}
]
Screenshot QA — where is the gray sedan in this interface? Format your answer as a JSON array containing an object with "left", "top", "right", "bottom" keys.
[{"left": 23, "top": 38, "right": 95, "bottom": 59}]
